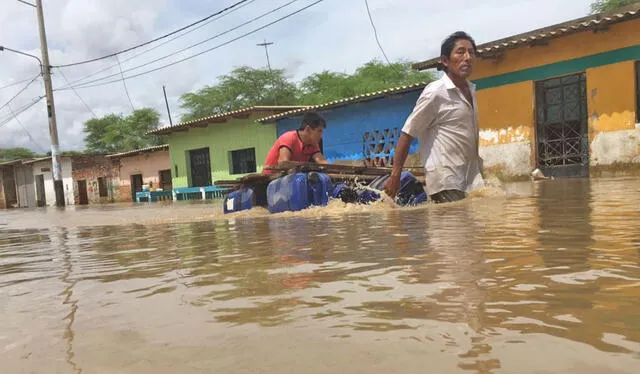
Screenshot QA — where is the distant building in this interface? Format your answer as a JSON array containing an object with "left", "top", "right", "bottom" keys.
[
  {"left": 412, "top": 4, "right": 640, "bottom": 178},
  {"left": 0, "top": 160, "right": 21, "bottom": 209},
  {"left": 71, "top": 155, "right": 119, "bottom": 205},
  {"left": 21, "top": 156, "right": 75, "bottom": 207},
  {"left": 148, "top": 106, "right": 303, "bottom": 188},
  {"left": 106, "top": 145, "right": 171, "bottom": 202}
]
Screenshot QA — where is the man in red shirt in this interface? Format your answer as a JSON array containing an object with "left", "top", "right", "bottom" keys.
[{"left": 263, "top": 111, "right": 329, "bottom": 174}]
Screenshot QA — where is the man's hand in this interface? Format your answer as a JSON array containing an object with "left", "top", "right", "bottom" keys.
[{"left": 383, "top": 174, "right": 401, "bottom": 199}]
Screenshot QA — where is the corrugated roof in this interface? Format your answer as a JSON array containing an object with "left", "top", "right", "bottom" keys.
[
  {"left": 106, "top": 144, "right": 169, "bottom": 159},
  {"left": 148, "top": 105, "right": 305, "bottom": 135},
  {"left": 21, "top": 156, "right": 68, "bottom": 165},
  {"left": 257, "top": 82, "right": 429, "bottom": 123},
  {"left": 412, "top": 4, "right": 640, "bottom": 71},
  {"left": 0, "top": 159, "right": 30, "bottom": 166}
]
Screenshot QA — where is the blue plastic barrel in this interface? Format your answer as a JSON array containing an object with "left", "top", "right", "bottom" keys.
[
  {"left": 267, "top": 172, "right": 332, "bottom": 213},
  {"left": 223, "top": 186, "right": 255, "bottom": 214}
]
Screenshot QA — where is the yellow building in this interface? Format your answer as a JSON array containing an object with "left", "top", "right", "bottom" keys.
[{"left": 413, "top": 4, "right": 640, "bottom": 178}]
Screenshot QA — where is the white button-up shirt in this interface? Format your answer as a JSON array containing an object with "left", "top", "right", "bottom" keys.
[{"left": 401, "top": 74, "right": 484, "bottom": 195}]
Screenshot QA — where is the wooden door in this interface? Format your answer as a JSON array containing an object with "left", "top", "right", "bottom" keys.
[{"left": 77, "top": 180, "right": 89, "bottom": 205}]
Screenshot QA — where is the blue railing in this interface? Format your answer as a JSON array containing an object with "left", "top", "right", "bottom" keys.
[
  {"left": 172, "top": 186, "right": 230, "bottom": 201},
  {"left": 136, "top": 186, "right": 230, "bottom": 203},
  {"left": 135, "top": 190, "right": 173, "bottom": 202}
]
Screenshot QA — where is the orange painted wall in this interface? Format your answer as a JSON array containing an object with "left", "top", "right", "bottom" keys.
[
  {"left": 476, "top": 81, "right": 534, "bottom": 145},
  {"left": 586, "top": 60, "right": 637, "bottom": 134}
]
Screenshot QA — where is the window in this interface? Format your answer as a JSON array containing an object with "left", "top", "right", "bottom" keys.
[
  {"left": 229, "top": 148, "right": 256, "bottom": 174},
  {"left": 97, "top": 177, "right": 108, "bottom": 197},
  {"left": 363, "top": 128, "right": 399, "bottom": 167}
]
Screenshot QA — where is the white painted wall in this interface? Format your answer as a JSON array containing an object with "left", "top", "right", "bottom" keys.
[
  {"left": 590, "top": 129, "right": 640, "bottom": 165},
  {"left": 480, "top": 142, "right": 532, "bottom": 176},
  {"left": 31, "top": 158, "right": 75, "bottom": 206}
]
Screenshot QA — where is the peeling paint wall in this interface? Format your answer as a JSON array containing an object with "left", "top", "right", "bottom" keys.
[
  {"left": 469, "top": 18, "right": 640, "bottom": 178},
  {"left": 586, "top": 61, "right": 637, "bottom": 133},
  {"left": 71, "top": 156, "right": 121, "bottom": 204},
  {"left": 591, "top": 129, "right": 640, "bottom": 165},
  {"left": 475, "top": 81, "right": 535, "bottom": 177},
  {"left": 480, "top": 142, "right": 532, "bottom": 178}
]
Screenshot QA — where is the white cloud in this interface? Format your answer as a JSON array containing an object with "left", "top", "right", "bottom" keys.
[{"left": 0, "top": 0, "right": 594, "bottom": 151}]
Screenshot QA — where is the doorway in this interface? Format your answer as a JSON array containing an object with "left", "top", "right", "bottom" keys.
[
  {"left": 35, "top": 174, "right": 46, "bottom": 207},
  {"left": 189, "top": 148, "right": 212, "bottom": 187},
  {"left": 130, "top": 174, "right": 143, "bottom": 201},
  {"left": 535, "top": 73, "right": 589, "bottom": 178},
  {"left": 159, "top": 169, "right": 172, "bottom": 191},
  {"left": 77, "top": 180, "right": 89, "bottom": 205}
]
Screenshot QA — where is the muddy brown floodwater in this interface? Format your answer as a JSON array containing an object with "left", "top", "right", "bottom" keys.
[{"left": 1, "top": 177, "right": 639, "bottom": 373}]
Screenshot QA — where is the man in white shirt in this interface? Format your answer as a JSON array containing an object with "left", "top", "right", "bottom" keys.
[{"left": 384, "top": 31, "right": 484, "bottom": 203}]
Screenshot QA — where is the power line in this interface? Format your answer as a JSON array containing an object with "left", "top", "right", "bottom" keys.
[
  {"left": 0, "top": 74, "right": 41, "bottom": 113},
  {"left": 7, "top": 102, "right": 48, "bottom": 153},
  {"left": 116, "top": 55, "right": 135, "bottom": 111},
  {"left": 54, "top": 67, "right": 97, "bottom": 118},
  {"left": 57, "top": 0, "right": 319, "bottom": 91},
  {"left": 56, "top": 0, "right": 301, "bottom": 91},
  {"left": 363, "top": 0, "right": 391, "bottom": 64},
  {"left": 56, "top": 0, "right": 259, "bottom": 89},
  {"left": 52, "top": 0, "right": 252, "bottom": 68},
  {"left": 0, "top": 75, "right": 40, "bottom": 91},
  {"left": 0, "top": 96, "right": 44, "bottom": 129}
]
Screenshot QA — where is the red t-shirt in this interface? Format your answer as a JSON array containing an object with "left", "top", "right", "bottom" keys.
[{"left": 263, "top": 130, "right": 321, "bottom": 174}]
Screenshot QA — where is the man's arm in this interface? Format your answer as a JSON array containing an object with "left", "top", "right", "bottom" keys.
[
  {"left": 383, "top": 132, "right": 414, "bottom": 198},
  {"left": 382, "top": 89, "right": 438, "bottom": 199},
  {"left": 277, "top": 147, "right": 292, "bottom": 164},
  {"left": 312, "top": 152, "right": 329, "bottom": 165}
]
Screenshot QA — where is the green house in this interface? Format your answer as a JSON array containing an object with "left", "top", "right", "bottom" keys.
[{"left": 149, "top": 106, "right": 303, "bottom": 188}]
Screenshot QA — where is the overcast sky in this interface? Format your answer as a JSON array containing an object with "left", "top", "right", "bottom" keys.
[{"left": 0, "top": 0, "right": 595, "bottom": 152}]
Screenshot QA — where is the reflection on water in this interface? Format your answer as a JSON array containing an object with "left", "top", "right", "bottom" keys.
[{"left": 1, "top": 177, "right": 639, "bottom": 373}]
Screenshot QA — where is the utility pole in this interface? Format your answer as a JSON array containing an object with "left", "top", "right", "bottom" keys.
[
  {"left": 162, "top": 85, "right": 173, "bottom": 126},
  {"left": 256, "top": 39, "right": 274, "bottom": 72},
  {"left": 35, "top": 0, "right": 64, "bottom": 207}
]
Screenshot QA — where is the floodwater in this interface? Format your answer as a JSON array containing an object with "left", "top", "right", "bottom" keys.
[{"left": 1, "top": 177, "right": 639, "bottom": 374}]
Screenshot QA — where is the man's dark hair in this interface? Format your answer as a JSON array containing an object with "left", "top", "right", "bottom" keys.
[
  {"left": 437, "top": 31, "right": 477, "bottom": 72},
  {"left": 300, "top": 111, "right": 326, "bottom": 130}
]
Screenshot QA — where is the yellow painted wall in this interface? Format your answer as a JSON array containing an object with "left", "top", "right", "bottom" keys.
[
  {"left": 586, "top": 60, "right": 637, "bottom": 134},
  {"left": 472, "top": 18, "right": 640, "bottom": 79},
  {"left": 476, "top": 81, "right": 534, "bottom": 145}
]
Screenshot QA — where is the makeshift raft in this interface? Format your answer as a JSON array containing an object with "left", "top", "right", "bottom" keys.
[{"left": 215, "top": 162, "right": 427, "bottom": 214}]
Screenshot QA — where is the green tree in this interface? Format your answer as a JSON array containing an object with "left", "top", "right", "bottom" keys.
[
  {"left": 179, "top": 67, "right": 300, "bottom": 122},
  {"left": 298, "top": 71, "right": 356, "bottom": 105},
  {"left": 178, "top": 60, "right": 434, "bottom": 121},
  {"left": 589, "top": 0, "right": 637, "bottom": 13},
  {"left": 0, "top": 147, "right": 38, "bottom": 161},
  {"left": 83, "top": 108, "right": 165, "bottom": 154},
  {"left": 299, "top": 60, "right": 433, "bottom": 104}
]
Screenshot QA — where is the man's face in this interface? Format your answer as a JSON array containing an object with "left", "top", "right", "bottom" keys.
[
  {"left": 442, "top": 39, "right": 475, "bottom": 79},
  {"left": 308, "top": 127, "right": 324, "bottom": 145}
]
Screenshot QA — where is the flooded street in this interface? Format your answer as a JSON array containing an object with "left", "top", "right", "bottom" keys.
[{"left": 1, "top": 177, "right": 640, "bottom": 373}]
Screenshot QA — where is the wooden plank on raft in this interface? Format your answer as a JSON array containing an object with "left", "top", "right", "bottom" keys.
[
  {"left": 216, "top": 163, "right": 425, "bottom": 191},
  {"left": 264, "top": 161, "right": 425, "bottom": 177}
]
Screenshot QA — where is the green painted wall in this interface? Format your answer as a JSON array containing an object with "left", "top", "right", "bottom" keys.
[{"left": 167, "top": 115, "right": 277, "bottom": 188}]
